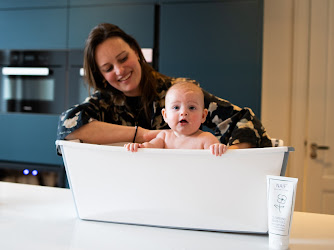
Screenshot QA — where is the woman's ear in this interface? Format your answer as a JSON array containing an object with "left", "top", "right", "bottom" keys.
[{"left": 201, "top": 108, "right": 208, "bottom": 123}]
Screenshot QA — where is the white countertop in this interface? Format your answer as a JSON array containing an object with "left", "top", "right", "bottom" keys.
[{"left": 1, "top": 181, "right": 334, "bottom": 250}]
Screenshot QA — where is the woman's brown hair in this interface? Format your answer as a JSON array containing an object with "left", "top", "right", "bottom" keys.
[{"left": 83, "top": 23, "right": 162, "bottom": 122}]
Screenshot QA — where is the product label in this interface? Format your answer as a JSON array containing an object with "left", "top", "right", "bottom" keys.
[{"left": 268, "top": 179, "right": 295, "bottom": 236}]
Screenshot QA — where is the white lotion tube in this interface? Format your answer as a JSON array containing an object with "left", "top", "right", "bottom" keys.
[{"left": 267, "top": 175, "right": 298, "bottom": 249}]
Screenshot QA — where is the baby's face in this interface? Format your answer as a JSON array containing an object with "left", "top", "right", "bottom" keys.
[{"left": 162, "top": 88, "right": 207, "bottom": 136}]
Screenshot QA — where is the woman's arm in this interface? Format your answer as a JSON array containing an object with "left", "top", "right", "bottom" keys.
[
  {"left": 228, "top": 142, "right": 254, "bottom": 149},
  {"left": 57, "top": 91, "right": 161, "bottom": 145},
  {"left": 202, "top": 90, "right": 272, "bottom": 148},
  {"left": 65, "top": 121, "right": 160, "bottom": 144}
]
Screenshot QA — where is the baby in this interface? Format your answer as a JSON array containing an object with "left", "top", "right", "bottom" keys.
[{"left": 124, "top": 81, "right": 227, "bottom": 156}]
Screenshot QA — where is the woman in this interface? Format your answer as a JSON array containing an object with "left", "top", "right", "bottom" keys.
[{"left": 57, "top": 23, "right": 272, "bottom": 150}]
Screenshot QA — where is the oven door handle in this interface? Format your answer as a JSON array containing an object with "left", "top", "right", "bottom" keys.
[{"left": 2, "top": 67, "right": 50, "bottom": 76}]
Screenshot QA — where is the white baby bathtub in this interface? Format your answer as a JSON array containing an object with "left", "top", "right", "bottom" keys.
[{"left": 56, "top": 140, "right": 294, "bottom": 234}]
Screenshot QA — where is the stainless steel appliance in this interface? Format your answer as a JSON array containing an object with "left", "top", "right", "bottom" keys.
[{"left": 0, "top": 50, "right": 67, "bottom": 114}]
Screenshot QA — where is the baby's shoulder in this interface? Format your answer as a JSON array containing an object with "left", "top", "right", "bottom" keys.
[
  {"left": 198, "top": 131, "right": 219, "bottom": 143},
  {"left": 157, "top": 129, "right": 172, "bottom": 138},
  {"left": 198, "top": 131, "right": 215, "bottom": 138}
]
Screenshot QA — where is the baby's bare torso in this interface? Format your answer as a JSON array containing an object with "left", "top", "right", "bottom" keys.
[{"left": 158, "top": 130, "right": 218, "bottom": 149}]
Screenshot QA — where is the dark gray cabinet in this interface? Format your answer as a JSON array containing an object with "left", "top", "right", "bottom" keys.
[
  {"left": 0, "top": 0, "right": 67, "bottom": 9},
  {"left": 0, "top": 113, "right": 62, "bottom": 165},
  {"left": 69, "top": 0, "right": 156, "bottom": 6},
  {"left": 0, "top": 113, "right": 65, "bottom": 187},
  {"left": 68, "top": 4, "right": 155, "bottom": 49},
  {"left": 159, "top": 0, "right": 263, "bottom": 116},
  {"left": 0, "top": 8, "right": 67, "bottom": 49}
]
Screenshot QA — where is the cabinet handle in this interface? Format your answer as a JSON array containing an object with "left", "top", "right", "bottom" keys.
[{"left": 310, "top": 143, "right": 330, "bottom": 159}]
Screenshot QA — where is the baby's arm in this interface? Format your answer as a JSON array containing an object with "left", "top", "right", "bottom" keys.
[
  {"left": 124, "top": 132, "right": 166, "bottom": 152},
  {"left": 203, "top": 132, "right": 227, "bottom": 156}
]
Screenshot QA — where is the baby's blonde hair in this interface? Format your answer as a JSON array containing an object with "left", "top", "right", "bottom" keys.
[{"left": 166, "top": 81, "right": 205, "bottom": 107}]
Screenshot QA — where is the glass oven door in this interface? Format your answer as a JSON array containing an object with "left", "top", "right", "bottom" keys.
[
  {"left": 0, "top": 50, "right": 67, "bottom": 114},
  {"left": 1, "top": 66, "right": 66, "bottom": 114}
]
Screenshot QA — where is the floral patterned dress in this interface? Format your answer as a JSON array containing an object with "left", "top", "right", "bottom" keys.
[{"left": 57, "top": 75, "right": 272, "bottom": 149}]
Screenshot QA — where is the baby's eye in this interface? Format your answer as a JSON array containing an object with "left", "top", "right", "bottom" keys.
[
  {"left": 172, "top": 106, "right": 179, "bottom": 110},
  {"left": 189, "top": 106, "right": 196, "bottom": 110}
]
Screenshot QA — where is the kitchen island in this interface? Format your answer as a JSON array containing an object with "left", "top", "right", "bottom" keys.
[{"left": 0, "top": 181, "right": 333, "bottom": 250}]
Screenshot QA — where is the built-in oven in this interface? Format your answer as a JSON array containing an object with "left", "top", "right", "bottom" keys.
[{"left": 0, "top": 50, "right": 67, "bottom": 114}]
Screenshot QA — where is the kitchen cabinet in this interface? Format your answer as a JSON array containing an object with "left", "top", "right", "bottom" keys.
[
  {"left": 0, "top": 113, "right": 62, "bottom": 165},
  {"left": 69, "top": 0, "right": 156, "bottom": 6},
  {"left": 68, "top": 4, "right": 155, "bottom": 49},
  {"left": 159, "top": 0, "right": 264, "bottom": 116},
  {"left": 0, "top": 0, "right": 67, "bottom": 9},
  {"left": 160, "top": 0, "right": 213, "bottom": 2},
  {"left": 0, "top": 8, "right": 67, "bottom": 49},
  {"left": 68, "top": 0, "right": 214, "bottom": 6},
  {"left": 0, "top": 113, "right": 66, "bottom": 187}
]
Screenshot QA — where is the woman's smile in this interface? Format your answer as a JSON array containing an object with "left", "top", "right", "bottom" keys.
[{"left": 118, "top": 71, "right": 132, "bottom": 82}]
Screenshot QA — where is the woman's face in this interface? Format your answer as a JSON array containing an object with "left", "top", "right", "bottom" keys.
[{"left": 95, "top": 37, "right": 142, "bottom": 96}]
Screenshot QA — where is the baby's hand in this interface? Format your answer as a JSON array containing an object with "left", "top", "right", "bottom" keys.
[
  {"left": 124, "top": 143, "right": 144, "bottom": 152},
  {"left": 209, "top": 143, "right": 227, "bottom": 156}
]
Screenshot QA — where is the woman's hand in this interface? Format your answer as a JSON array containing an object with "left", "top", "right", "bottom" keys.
[{"left": 136, "top": 127, "right": 161, "bottom": 143}]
